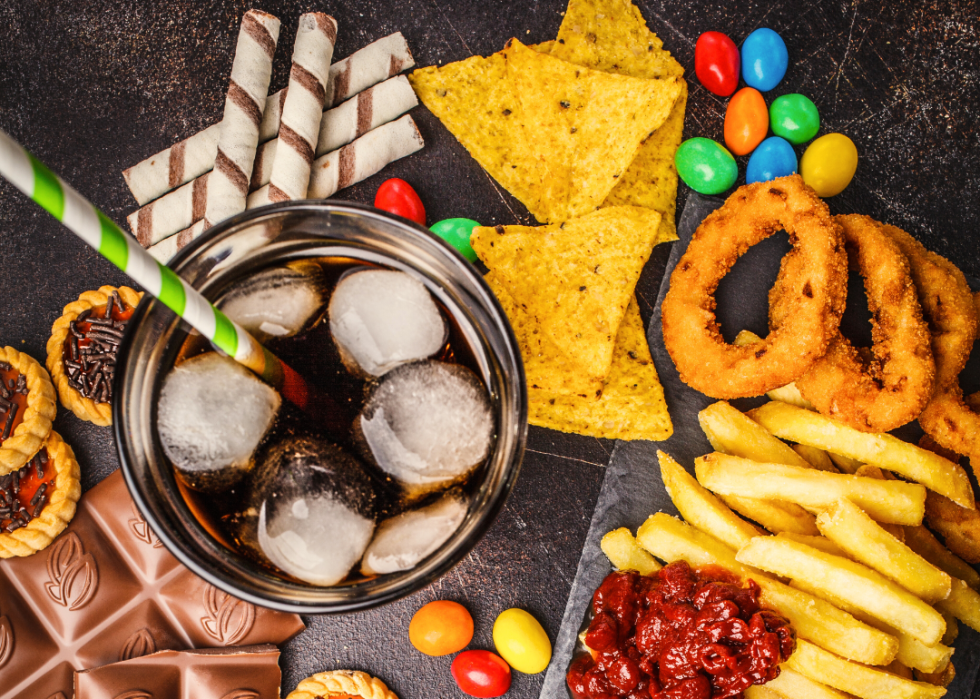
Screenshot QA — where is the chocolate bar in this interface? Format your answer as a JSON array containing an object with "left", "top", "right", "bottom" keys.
[
  {"left": 0, "top": 470, "right": 305, "bottom": 699},
  {"left": 74, "top": 644, "right": 282, "bottom": 699}
]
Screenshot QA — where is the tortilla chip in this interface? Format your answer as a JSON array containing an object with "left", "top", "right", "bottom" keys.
[
  {"left": 530, "top": 297, "right": 672, "bottom": 440},
  {"left": 471, "top": 206, "right": 662, "bottom": 381},
  {"left": 504, "top": 40, "right": 681, "bottom": 222},
  {"left": 551, "top": 0, "right": 684, "bottom": 80},
  {"left": 408, "top": 53, "right": 553, "bottom": 219},
  {"left": 546, "top": 0, "right": 686, "bottom": 242}
]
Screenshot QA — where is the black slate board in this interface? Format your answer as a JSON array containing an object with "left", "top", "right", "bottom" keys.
[{"left": 539, "top": 193, "right": 980, "bottom": 699}]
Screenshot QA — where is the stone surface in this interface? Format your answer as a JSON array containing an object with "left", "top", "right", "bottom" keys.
[{"left": 0, "top": 1, "right": 977, "bottom": 698}]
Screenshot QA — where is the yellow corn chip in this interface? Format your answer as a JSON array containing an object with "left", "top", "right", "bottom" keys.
[
  {"left": 547, "top": 0, "right": 688, "bottom": 243},
  {"left": 530, "top": 298, "right": 672, "bottom": 441},
  {"left": 471, "top": 206, "right": 662, "bottom": 381},
  {"left": 505, "top": 40, "right": 681, "bottom": 222}
]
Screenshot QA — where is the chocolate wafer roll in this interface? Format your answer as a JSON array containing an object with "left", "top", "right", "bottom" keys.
[
  {"left": 123, "top": 33, "right": 414, "bottom": 206},
  {"left": 147, "top": 220, "right": 205, "bottom": 262},
  {"left": 130, "top": 76, "right": 419, "bottom": 243},
  {"left": 204, "top": 10, "right": 281, "bottom": 229},
  {"left": 249, "top": 114, "right": 424, "bottom": 207},
  {"left": 267, "top": 13, "right": 337, "bottom": 202}
]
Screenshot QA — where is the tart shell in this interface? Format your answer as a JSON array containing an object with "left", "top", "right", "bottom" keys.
[
  {"left": 0, "top": 430, "right": 81, "bottom": 558},
  {"left": 46, "top": 285, "right": 143, "bottom": 426},
  {"left": 287, "top": 670, "right": 400, "bottom": 699},
  {"left": 0, "top": 346, "right": 57, "bottom": 476}
]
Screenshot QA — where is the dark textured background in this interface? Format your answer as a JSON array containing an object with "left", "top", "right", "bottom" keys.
[{"left": 0, "top": 0, "right": 977, "bottom": 697}]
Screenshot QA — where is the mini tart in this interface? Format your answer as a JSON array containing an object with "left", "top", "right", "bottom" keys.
[
  {"left": 46, "top": 285, "right": 143, "bottom": 426},
  {"left": 287, "top": 670, "right": 400, "bottom": 699},
  {"left": 0, "top": 431, "right": 81, "bottom": 558},
  {"left": 0, "top": 346, "right": 57, "bottom": 476}
]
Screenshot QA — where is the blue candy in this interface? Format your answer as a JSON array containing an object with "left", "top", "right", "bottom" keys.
[
  {"left": 746, "top": 137, "right": 797, "bottom": 184},
  {"left": 741, "top": 28, "right": 788, "bottom": 92}
]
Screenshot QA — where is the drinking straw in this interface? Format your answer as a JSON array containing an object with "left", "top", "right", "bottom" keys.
[{"left": 0, "top": 128, "right": 311, "bottom": 408}]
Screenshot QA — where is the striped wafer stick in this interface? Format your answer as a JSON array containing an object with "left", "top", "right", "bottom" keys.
[
  {"left": 204, "top": 10, "right": 281, "bottom": 229},
  {"left": 130, "top": 76, "right": 418, "bottom": 245},
  {"left": 267, "top": 13, "right": 337, "bottom": 202},
  {"left": 250, "top": 113, "right": 424, "bottom": 206},
  {"left": 123, "top": 33, "right": 415, "bottom": 206}
]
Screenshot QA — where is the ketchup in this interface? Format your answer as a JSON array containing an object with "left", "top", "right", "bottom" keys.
[{"left": 567, "top": 562, "right": 795, "bottom": 699}]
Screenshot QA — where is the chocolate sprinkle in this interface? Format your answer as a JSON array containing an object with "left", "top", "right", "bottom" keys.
[
  {"left": 65, "top": 300, "right": 130, "bottom": 403},
  {"left": 0, "top": 451, "right": 48, "bottom": 532}
]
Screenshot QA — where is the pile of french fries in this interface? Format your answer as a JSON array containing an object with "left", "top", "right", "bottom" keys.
[{"left": 600, "top": 393, "right": 980, "bottom": 699}]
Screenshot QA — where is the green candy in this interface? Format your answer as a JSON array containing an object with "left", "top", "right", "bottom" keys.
[
  {"left": 674, "top": 138, "right": 738, "bottom": 196},
  {"left": 430, "top": 217, "right": 481, "bottom": 262},
  {"left": 770, "top": 94, "right": 820, "bottom": 145}
]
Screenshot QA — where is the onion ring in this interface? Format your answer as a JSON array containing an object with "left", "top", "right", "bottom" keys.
[
  {"left": 781, "top": 215, "right": 936, "bottom": 432},
  {"left": 661, "top": 175, "right": 847, "bottom": 399},
  {"left": 884, "top": 227, "right": 979, "bottom": 460}
]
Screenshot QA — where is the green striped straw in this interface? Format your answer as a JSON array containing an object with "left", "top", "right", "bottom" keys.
[{"left": 0, "top": 128, "right": 297, "bottom": 398}]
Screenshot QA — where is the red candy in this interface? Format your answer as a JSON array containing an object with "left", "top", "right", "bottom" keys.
[
  {"left": 451, "top": 650, "right": 512, "bottom": 697},
  {"left": 695, "top": 32, "right": 740, "bottom": 97},
  {"left": 374, "top": 178, "right": 426, "bottom": 225}
]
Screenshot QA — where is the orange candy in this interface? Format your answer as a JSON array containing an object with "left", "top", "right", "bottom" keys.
[
  {"left": 724, "top": 87, "right": 769, "bottom": 156},
  {"left": 409, "top": 600, "right": 475, "bottom": 656}
]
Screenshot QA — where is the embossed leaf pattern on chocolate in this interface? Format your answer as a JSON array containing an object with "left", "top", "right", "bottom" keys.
[
  {"left": 113, "top": 692, "right": 153, "bottom": 699},
  {"left": 219, "top": 690, "right": 261, "bottom": 699},
  {"left": 201, "top": 585, "right": 255, "bottom": 645},
  {"left": 45, "top": 532, "right": 99, "bottom": 611},
  {"left": 129, "top": 504, "right": 164, "bottom": 548},
  {"left": 119, "top": 627, "right": 157, "bottom": 661},
  {"left": 0, "top": 612, "right": 13, "bottom": 669}
]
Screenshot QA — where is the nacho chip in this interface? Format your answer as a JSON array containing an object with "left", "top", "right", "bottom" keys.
[
  {"left": 504, "top": 40, "right": 681, "bottom": 222},
  {"left": 546, "top": 0, "right": 687, "bottom": 242},
  {"left": 471, "top": 206, "right": 662, "bottom": 381},
  {"left": 530, "top": 298, "right": 672, "bottom": 440}
]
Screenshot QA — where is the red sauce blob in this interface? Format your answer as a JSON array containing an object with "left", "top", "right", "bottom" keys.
[
  {"left": 0, "top": 365, "right": 28, "bottom": 440},
  {"left": 1, "top": 448, "right": 55, "bottom": 531},
  {"left": 567, "top": 562, "right": 795, "bottom": 699}
]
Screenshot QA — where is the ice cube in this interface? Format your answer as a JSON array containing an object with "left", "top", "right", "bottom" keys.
[
  {"left": 157, "top": 352, "right": 280, "bottom": 493},
  {"left": 361, "top": 489, "right": 468, "bottom": 576},
  {"left": 250, "top": 436, "right": 377, "bottom": 586},
  {"left": 219, "top": 260, "right": 326, "bottom": 340},
  {"left": 355, "top": 360, "right": 494, "bottom": 502},
  {"left": 329, "top": 269, "right": 447, "bottom": 377}
]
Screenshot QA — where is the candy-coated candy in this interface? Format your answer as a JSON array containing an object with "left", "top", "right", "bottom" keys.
[
  {"left": 493, "top": 608, "right": 552, "bottom": 674},
  {"left": 451, "top": 650, "right": 512, "bottom": 698},
  {"left": 724, "top": 87, "right": 768, "bottom": 156},
  {"left": 409, "top": 600, "right": 474, "bottom": 656},
  {"left": 741, "top": 28, "right": 788, "bottom": 92},
  {"left": 695, "top": 31, "right": 740, "bottom": 97},
  {"left": 374, "top": 178, "right": 426, "bottom": 225},
  {"left": 431, "top": 217, "right": 481, "bottom": 262},
  {"left": 800, "top": 133, "right": 858, "bottom": 197},
  {"left": 674, "top": 138, "right": 738, "bottom": 196},
  {"left": 770, "top": 94, "right": 820, "bottom": 145},
  {"left": 746, "top": 137, "right": 798, "bottom": 184}
]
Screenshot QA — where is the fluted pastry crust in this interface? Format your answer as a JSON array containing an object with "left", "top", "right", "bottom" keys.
[
  {"left": 0, "top": 346, "right": 56, "bottom": 475},
  {"left": 287, "top": 670, "right": 400, "bottom": 699}
]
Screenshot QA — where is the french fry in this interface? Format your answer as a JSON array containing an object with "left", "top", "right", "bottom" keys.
[
  {"left": 658, "top": 450, "right": 761, "bottom": 550},
  {"left": 776, "top": 533, "right": 845, "bottom": 557},
  {"left": 789, "top": 579, "right": 953, "bottom": 675},
  {"left": 816, "top": 498, "right": 951, "bottom": 603},
  {"left": 828, "top": 452, "right": 863, "bottom": 474},
  {"left": 916, "top": 662, "right": 956, "bottom": 688},
  {"left": 749, "top": 401, "right": 974, "bottom": 509},
  {"left": 786, "top": 639, "right": 947, "bottom": 699},
  {"left": 936, "top": 578, "right": 980, "bottom": 633},
  {"left": 939, "top": 609, "right": 958, "bottom": 645},
  {"left": 635, "top": 513, "right": 899, "bottom": 666},
  {"left": 850, "top": 465, "right": 906, "bottom": 540},
  {"left": 923, "top": 491, "right": 980, "bottom": 564},
  {"left": 793, "top": 444, "right": 838, "bottom": 472},
  {"left": 696, "top": 453, "right": 926, "bottom": 526},
  {"left": 600, "top": 527, "right": 661, "bottom": 576},
  {"left": 904, "top": 525, "right": 980, "bottom": 589},
  {"left": 763, "top": 667, "right": 852, "bottom": 699},
  {"left": 732, "top": 331, "right": 815, "bottom": 410},
  {"left": 744, "top": 686, "right": 784, "bottom": 699},
  {"left": 736, "top": 537, "right": 946, "bottom": 646},
  {"left": 698, "top": 401, "right": 819, "bottom": 535}
]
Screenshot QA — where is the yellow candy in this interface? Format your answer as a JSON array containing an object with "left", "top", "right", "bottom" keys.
[
  {"left": 800, "top": 133, "right": 858, "bottom": 197},
  {"left": 492, "top": 608, "right": 552, "bottom": 674}
]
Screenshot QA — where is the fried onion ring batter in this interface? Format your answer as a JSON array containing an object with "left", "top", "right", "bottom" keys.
[
  {"left": 885, "top": 227, "right": 979, "bottom": 461},
  {"left": 662, "top": 175, "right": 847, "bottom": 399},
  {"left": 784, "top": 215, "right": 935, "bottom": 432}
]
